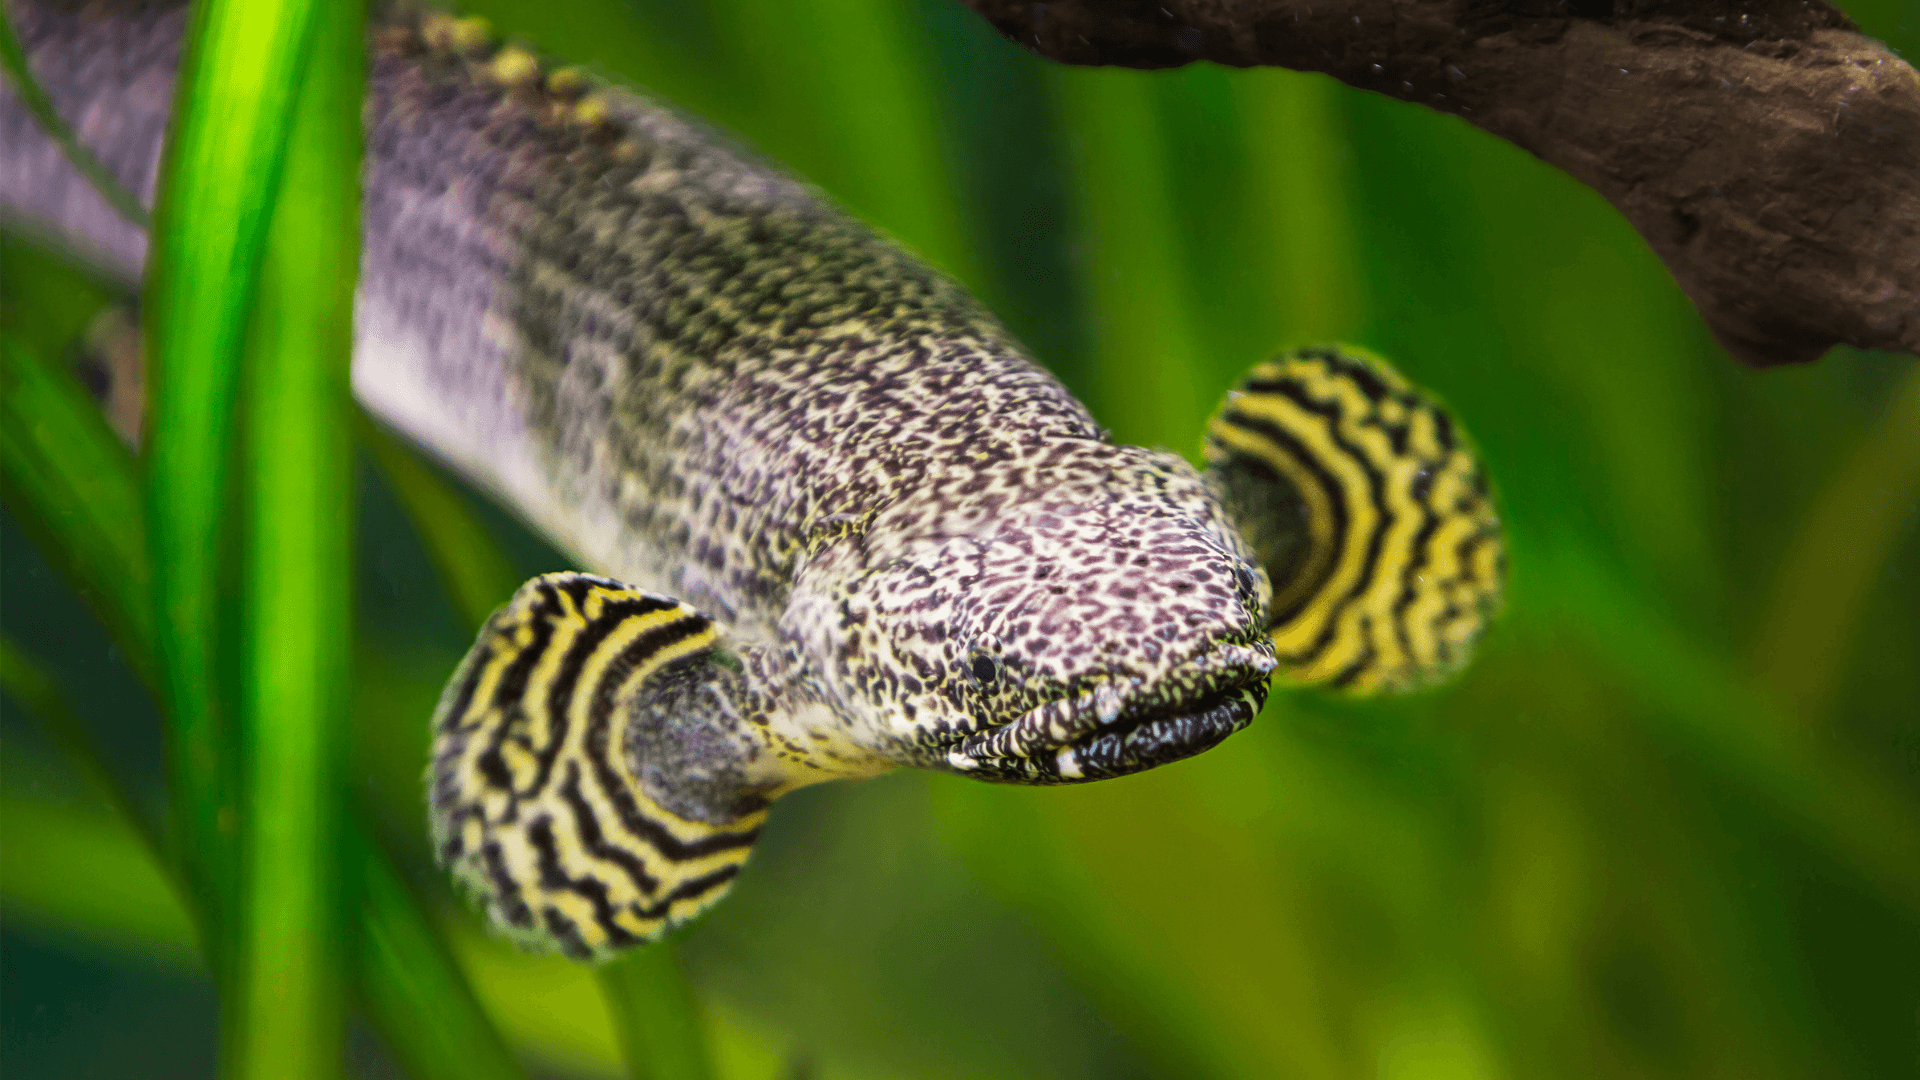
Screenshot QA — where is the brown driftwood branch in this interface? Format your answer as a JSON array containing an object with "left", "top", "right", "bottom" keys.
[{"left": 961, "top": 0, "right": 1920, "bottom": 365}]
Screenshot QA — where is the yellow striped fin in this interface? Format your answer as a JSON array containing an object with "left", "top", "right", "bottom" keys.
[
  {"left": 1206, "top": 346, "right": 1505, "bottom": 693},
  {"left": 428, "top": 572, "right": 764, "bottom": 960}
]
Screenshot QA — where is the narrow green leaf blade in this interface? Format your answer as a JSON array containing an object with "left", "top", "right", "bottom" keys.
[
  {"left": 0, "top": 330, "right": 528, "bottom": 1079},
  {"left": 231, "top": 0, "right": 363, "bottom": 1074},
  {"left": 0, "top": 791, "right": 200, "bottom": 968},
  {"left": 360, "top": 415, "right": 522, "bottom": 633},
  {"left": 0, "top": 639, "right": 166, "bottom": 863},
  {"left": 1752, "top": 366, "right": 1920, "bottom": 719},
  {"left": 142, "top": 0, "right": 322, "bottom": 938},
  {"left": 355, "top": 821, "right": 529, "bottom": 1080},
  {"left": 0, "top": 336, "right": 154, "bottom": 675},
  {"left": 1052, "top": 68, "right": 1210, "bottom": 454},
  {"left": 1234, "top": 69, "right": 1365, "bottom": 347},
  {"left": 0, "top": 5, "right": 149, "bottom": 227},
  {"left": 599, "top": 942, "right": 716, "bottom": 1080}
]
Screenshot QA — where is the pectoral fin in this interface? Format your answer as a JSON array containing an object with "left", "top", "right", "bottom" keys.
[
  {"left": 1206, "top": 346, "right": 1505, "bottom": 693},
  {"left": 429, "top": 572, "right": 766, "bottom": 961}
]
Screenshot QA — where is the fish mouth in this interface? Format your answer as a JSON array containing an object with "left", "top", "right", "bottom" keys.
[{"left": 944, "top": 644, "right": 1276, "bottom": 784}]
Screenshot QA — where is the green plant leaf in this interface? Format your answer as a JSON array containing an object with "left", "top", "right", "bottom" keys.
[
  {"left": 1231, "top": 69, "right": 1365, "bottom": 348},
  {"left": 0, "top": 774, "right": 530, "bottom": 1080},
  {"left": 360, "top": 415, "right": 522, "bottom": 633},
  {"left": 228, "top": 0, "right": 363, "bottom": 1074},
  {"left": 0, "top": 337, "right": 154, "bottom": 680},
  {"left": 142, "top": 0, "right": 326, "bottom": 950},
  {"left": 1752, "top": 365, "right": 1920, "bottom": 720},
  {"left": 0, "top": 639, "right": 165, "bottom": 864},
  {"left": 0, "top": 7, "right": 149, "bottom": 227},
  {"left": 0, "top": 332, "right": 529, "bottom": 1080},
  {"left": 1051, "top": 67, "right": 1211, "bottom": 455},
  {"left": 0, "top": 791, "right": 200, "bottom": 968},
  {"left": 354, "top": 817, "right": 528, "bottom": 1080},
  {"left": 599, "top": 939, "right": 717, "bottom": 1080}
]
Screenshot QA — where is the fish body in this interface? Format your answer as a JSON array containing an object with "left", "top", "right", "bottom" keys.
[{"left": 2, "top": 0, "right": 1504, "bottom": 959}]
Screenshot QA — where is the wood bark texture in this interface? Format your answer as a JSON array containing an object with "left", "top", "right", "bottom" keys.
[{"left": 963, "top": 0, "right": 1920, "bottom": 365}]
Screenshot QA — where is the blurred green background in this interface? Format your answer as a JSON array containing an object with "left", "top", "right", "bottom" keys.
[{"left": 4, "top": 0, "right": 1919, "bottom": 1076}]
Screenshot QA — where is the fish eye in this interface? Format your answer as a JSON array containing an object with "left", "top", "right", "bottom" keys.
[
  {"left": 1235, "top": 564, "right": 1272, "bottom": 611},
  {"left": 970, "top": 654, "right": 998, "bottom": 684}
]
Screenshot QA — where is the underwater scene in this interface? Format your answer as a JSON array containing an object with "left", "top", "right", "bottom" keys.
[{"left": 2, "top": 0, "right": 1917, "bottom": 1077}]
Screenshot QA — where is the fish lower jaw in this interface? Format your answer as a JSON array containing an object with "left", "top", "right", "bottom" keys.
[
  {"left": 945, "top": 662, "right": 1272, "bottom": 784},
  {"left": 1049, "top": 682, "right": 1266, "bottom": 781}
]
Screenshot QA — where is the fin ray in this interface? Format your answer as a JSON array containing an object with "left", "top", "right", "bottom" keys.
[
  {"left": 430, "top": 572, "right": 765, "bottom": 960},
  {"left": 1207, "top": 346, "right": 1505, "bottom": 693}
]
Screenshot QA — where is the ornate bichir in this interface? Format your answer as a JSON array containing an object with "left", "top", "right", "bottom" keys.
[{"left": 1, "top": 1, "right": 1507, "bottom": 961}]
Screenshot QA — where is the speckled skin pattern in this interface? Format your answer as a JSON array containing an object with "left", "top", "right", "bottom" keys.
[
  {"left": 2, "top": 0, "right": 1275, "bottom": 779},
  {"left": 3, "top": 1, "right": 1502, "bottom": 957}
]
